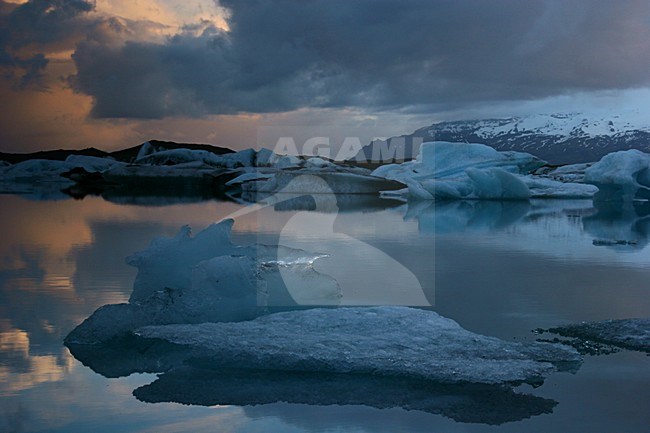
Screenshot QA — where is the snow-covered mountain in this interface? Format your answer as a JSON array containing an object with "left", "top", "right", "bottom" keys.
[{"left": 355, "top": 113, "right": 650, "bottom": 165}]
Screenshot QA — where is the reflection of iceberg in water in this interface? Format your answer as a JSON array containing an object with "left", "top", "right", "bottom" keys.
[
  {"left": 0, "top": 327, "right": 74, "bottom": 394},
  {"left": 134, "top": 367, "right": 558, "bottom": 425},
  {"left": 405, "top": 200, "right": 531, "bottom": 234},
  {"left": 269, "top": 192, "right": 403, "bottom": 213},
  {"left": 61, "top": 193, "right": 588, "bottom": 426},
  {"left": 406, "top": 198, "right": 650, "bottom": 255},
  {"left": 583, "top": 201, "right": 650, "bottom": 250}
]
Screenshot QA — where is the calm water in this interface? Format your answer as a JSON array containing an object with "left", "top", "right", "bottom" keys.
[{"left": 1, "top": 193, "right": 649, "bottom": 432}]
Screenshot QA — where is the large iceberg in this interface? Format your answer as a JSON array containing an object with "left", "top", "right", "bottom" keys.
[
  {"left": 373, "top": 141, "right": 544, "bottom": 183},
  {"left": 137, "top": 307, "right": 581, "bottom": 385},
  {"left": 584, "top": 149, "right": 650, "bottom": 202},
  {"left": 549, "top": 318, "right": 650, "bottom": 353},
  {"left": 65, "top": 219, "right": 340, "bottom": 345},
  {"left": 372, "top": 142, "right": 596, "bottom": 200}
]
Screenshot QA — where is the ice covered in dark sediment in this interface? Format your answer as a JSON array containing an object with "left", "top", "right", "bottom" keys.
[{"left": 137, "top": 307, "right": 581, "bottom": 385}]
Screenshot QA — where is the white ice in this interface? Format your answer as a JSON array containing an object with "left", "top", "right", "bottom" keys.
[
  {"left": 65, "top": 219, "right": 341, "bottom": 344},
  {"left": 0, "top": 156, "right": 124, "bottom": 182},
  {"left": 243, "top": 171, "right": 403, "bottom": 195},
  {"left": 373, "top": 142, "right": 597, "bottom": 200},
  {"left": 584, "top": 149, "right": 650, "bottom": 202},
  {"left": 137, "top": 306, "right": 581, "bottom": 385}
]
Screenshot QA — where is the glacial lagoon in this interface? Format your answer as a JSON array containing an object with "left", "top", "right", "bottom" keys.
[{"left": 1, "top": 193, "right": 649, "bottom": 432}]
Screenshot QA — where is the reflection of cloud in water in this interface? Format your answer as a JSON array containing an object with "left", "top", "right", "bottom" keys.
[
  {"left": 0, "top": 327, "right": 74, "bottom": 395},
  {"left": 0, "top": 195, "right": 259, "bottom": 397}
]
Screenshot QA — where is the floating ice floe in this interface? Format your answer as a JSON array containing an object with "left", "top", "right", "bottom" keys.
[
  {"left": 373, "top": 142, "right": 597, "bottom": 200},
  {"left": 64, "top": 219, "right": 340, "bottom": 345},
  {"left": 0, "top": 156, "right": 124, "bottom": 182},
  {"left": 584, "top": 149, "right": 650, "bottom": 202},
  {"left": 533, "top": 163, "right": 592, "bottom": 183},
  {"left": 0, "top": 156, "right": 126, "bottom": 199},
  {"left": 136, "top": 148, "right": 258, "bottom": 169},
  {"left": 241, "top": 171, "right": 405, "bottom": 195},
  {"left": 136, "top": 307, "right": 581, "bottom": 385},
  {"left": 549, "top": 318, "right": 650, "bottom": 353}
]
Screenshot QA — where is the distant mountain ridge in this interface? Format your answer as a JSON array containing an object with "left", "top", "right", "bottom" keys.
[
  {"left": 354, "top": 113, "right": 650, "bottom": 165},
  {"left": 0, "top": 140, "right": 234, "bottom": 165}
]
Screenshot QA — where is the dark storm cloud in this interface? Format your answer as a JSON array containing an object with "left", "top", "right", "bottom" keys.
[
  {"left": 11, "top": 0, "right": 650, "bottom": 117},
  {"left": 0, "top": 0, "right": 95, "bottom": 89}
]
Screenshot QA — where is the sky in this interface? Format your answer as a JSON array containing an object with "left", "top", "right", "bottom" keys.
[{"left": 1, "top": 0, "right": 650, "bottom": 153}]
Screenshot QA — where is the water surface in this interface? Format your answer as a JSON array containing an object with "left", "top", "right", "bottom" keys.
[{"left": 1, "top": 194, "right": 649, "bottom": 432}]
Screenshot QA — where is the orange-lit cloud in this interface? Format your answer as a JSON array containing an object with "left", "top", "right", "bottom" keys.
[{"left": 94, "top": 0, "right": 229, "bottom": 33}]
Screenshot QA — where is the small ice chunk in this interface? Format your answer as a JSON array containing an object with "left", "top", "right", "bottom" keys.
[
  {"left": 272, "top": 155, "right": 303, "bottom": 169},
  {"left": 135, "top": 148, "right": 257, "bottom": 168},
  {"left": 304, "top": 157, "right": 332, "bottom": 168},
  {"left": 549, "top": 318, "right": 650, "bottom": 353},
  {"left": 226, "top": 171, "right": 275, "bottom": 186},
  {"left": 243, "top": 172, "right": 404, "bottom": 195},
  {"left": 64, "top": 155, "right": 124, "bottom": 172},
  {"left": 137, "top": 307, "right": 581, "bottom": 385},
  {"left": 135, "top": 148, "right": 226, "bottom": 166}
]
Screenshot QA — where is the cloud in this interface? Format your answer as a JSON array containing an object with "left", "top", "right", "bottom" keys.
[
  {"left": 66, "top": 0, "right": 650, "bottom": 119},
  {"left": 0, "top": 0, "right": 96, "bottom": 89},
  {"left": 4, "top": 0, "right": 650, "bottom": 118}
]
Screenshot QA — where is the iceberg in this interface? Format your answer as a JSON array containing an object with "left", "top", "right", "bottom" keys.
[
  {"left": 549, "top": 318, "right": 650, "bottom": 353},
  {"left": 240, "top": 171, "right": 405, "bottom": 196},
  {"left": 584, "top": 149, "right": 650, "bottom": 202},
  {"left": 64, "top": 220, "right": 340, "bottom": 345},
  {"left": 372, "top": 142, "right": 595, "bottom": 201},
  {"left": 534, "top": 163, "right": 592, "bottom": 183},
  {"left": 0, "top": 155, "right": 126, "bottom": 199},
  {"left": 0, "top": 156, "right": 123, "bottom": 182},
  {"left": 137, "top": 307, "right": 581, "bottom": 385},
  {"left": 372, "top": 142, "right": 544, "bottom": 183},
  {"left": 522, "top": 176, "right": 598, "bottom": 199},
  {"left": 136, "top": 148, "right": 257, "bottom": 169}
]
